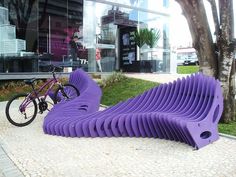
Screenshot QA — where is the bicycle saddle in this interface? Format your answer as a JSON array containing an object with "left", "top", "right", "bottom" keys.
[{"left": 24, "top": 78, "right": 37, "bottom": 85}]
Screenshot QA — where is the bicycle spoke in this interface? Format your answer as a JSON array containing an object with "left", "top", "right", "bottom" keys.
[
  {"left": 54, "top": 84, "right": 79, "bottom": 104},
  {"left": 6, "top": 94, "right": 37, "bottom": 126}
]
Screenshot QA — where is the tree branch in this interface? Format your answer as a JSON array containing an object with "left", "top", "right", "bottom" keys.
[
  {"left": 23, "top": 0, "right": 27, "bottom": 12},
  {"left": 175, "top": 0, "right": 217, "bottom": 76},
  {"left": 12, "top": 0, "right": 16, "bottom": 6},
  {"left": 0, "top": 0, "right": 4, "bottom": 6},
  {"left": 6, "top": 2, "right": 14, "bottom": 28},
  {"left": 39, "top": 0, "right": 49, "bottom": 27},
  {"left": 12, "top": 0, "right": 21, "bottom": 28},
  {"left": 207, "top": 0, "right": 220, "bottom": 36},
  {"left": 19, "top": 0, "right": 23, "bottom": 13},
  {"left": 25, "top": 0, "right": 36, "bottom": 22},
  {"left": 219, "top": 0, "right": 234, "bottom": 41}
]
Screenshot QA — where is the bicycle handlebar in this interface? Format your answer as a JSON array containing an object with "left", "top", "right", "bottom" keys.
[
  {"left": 50, "top": 65, "right": 62, "bottom": 72},
  {"left": 50, "top": 65, "right": 63, "bottom": 79}
]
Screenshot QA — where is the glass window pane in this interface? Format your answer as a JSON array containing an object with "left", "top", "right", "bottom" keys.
[
  {"left": 0, "top": 0, "right": 170, "bottom": 73},
  {"left": 38, "top": 0, "right": 83, "bottom": 71},
  {"left": 0, "top": 0, "right": 38, "bottom": 72}
]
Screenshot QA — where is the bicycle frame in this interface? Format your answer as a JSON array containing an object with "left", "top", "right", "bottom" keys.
[{"left": 19, "top": 74, "right": 62, "bottom": 112}]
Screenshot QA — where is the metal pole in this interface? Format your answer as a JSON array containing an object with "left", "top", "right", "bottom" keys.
[{"left": 49, "top": 15, "right": 51, "bottom": 53}]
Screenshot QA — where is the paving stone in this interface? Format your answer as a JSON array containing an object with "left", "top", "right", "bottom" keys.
[
  {"left": 0, "top": 139, "right": 23, "bottom": 177},
  {"left": 3, "top": 169, "right": 23, "bottom": 177}
]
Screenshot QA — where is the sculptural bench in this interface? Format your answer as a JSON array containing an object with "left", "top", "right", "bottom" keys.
[
  {"left": 43, "top": 72, "right": 223, "bottom": 149},
  {"left": 44, "top": 68, "right": 102, "bottom": 125}
]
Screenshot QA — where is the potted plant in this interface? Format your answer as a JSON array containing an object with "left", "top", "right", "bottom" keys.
[
  {"left": 134, "top": 28, "right": 149, "bottom": 48},
  {"left": 146, "top": 28, "right": 161, "bottom": 48},
  {"left": 146, "top": 28, "right": 161, "bottom": 60},
  {"left": 134, "top": 28, "right": 161, "bottom": 60},
  {"left": 134, "top": 28, "right": 148, "bottom": 61}
]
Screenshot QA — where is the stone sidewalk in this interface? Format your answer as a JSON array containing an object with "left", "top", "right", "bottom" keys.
[
  {"left": 0, "top": 100, "right": 236, "bottom": 177},
  {"left": 0, "top": 146, "right": 23, "bottom": 177},
  {"left": 1, "top": 73, "right": 236, "bottom": 177}
]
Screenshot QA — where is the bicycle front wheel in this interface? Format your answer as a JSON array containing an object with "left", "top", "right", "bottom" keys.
[
  {"left": 54, "top": 84, "right": 80, "bottom": 104},
  {"left": 5, "top": 93, "right": 38, "bottom": 127}
]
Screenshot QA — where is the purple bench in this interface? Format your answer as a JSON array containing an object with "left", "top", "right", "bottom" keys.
[
  {"left": 43, "top": 72, "right": 223, "bottom": 149},
  {"left": 43, "top": 69, "right": 102, "bottom": 133}
]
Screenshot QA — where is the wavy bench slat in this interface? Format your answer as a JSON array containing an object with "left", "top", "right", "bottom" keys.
[{"left": 43, "top": 71, "right": 223, "bottom": 149}]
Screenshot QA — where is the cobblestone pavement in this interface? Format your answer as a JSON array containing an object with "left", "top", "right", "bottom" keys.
[
  {"left": 0, "top": 101, "right": 236, "bottom": 177},
  {"left": 0, "top": 145, "right": 23, "bottom": 177}
]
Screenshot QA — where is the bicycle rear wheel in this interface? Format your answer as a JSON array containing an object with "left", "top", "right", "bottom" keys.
[
  {"left": 54, "top": 84, "right": 80, "bottom": 104},
  {"left": 5, "top": 93, "right": 38, "bottom": 127}
]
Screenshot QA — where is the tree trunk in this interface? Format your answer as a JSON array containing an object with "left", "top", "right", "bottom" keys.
[
  {"left": 7, "top": 0, "right": 37, "bottom": 39},
  {"left": 175, "top": 0, "right": 235, "bottom": 122},
  {"left": 217, "top": 0, "right": 235, "bottom": 123},
  {"left": 175, "top": 0, "right": 217, "bottom": 77},
  {"left": 17, "top": 23, "right": 28, "bottom": 39}
]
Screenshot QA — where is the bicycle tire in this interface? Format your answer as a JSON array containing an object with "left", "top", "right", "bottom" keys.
[
  {"left": 54, "top": 84, "right": 80, "bottom": 104},
  {"left": 5, "top": 93, "right": 38, "bottom": 127}
]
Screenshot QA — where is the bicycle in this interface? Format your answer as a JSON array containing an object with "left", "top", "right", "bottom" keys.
[{"left": 5, "top": 65, "right": 80, "bottom": 127}]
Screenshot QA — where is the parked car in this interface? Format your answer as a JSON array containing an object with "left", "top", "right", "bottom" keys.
[
  {"left": 177, "top": 59, "right": 186, "bottom": 66},
  {"left": 183, "top": 59, "right": 199, "bottom": 65}
]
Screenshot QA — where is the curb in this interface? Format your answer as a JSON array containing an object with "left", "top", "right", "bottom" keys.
[
  {"left": 99, "top": 104, "right": 109, "bottom": 108},
  {"left": 219, "top": 133, "right": 236, "bottom": 140},
  {"left": 0, "top": 145, "right": 24, "bottom": 177}
]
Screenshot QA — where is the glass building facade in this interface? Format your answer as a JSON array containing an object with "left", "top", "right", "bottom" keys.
[{"left": 0, "top": 0, "right": 170, "bottom": 73}]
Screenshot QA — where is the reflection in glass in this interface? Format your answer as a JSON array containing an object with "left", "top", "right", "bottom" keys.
[
  {"left": 0, "top": 0, "right": 84, "bottom": 73},
  {"left": 0, "top": 0, "right": 38, "bottom": 72},
  {"left": 0, "top": 0, "right": 170, "bottom": 73},
  {"left": 84, "top": 0, "right": 171, "bottom": 73}
]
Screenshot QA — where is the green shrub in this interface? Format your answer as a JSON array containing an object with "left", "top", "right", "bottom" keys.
[
  {"left": 0, "top": 78, "right": 69, "bottom": 102},
  {"left": 0, "top": 81, "right": 24, "bottom": 89},
  {"left": 99, "top": 72, "right": 127, "bottom": 88},
  {"left": 90, "top": 73, "right": 101, "bottom": 79}
]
